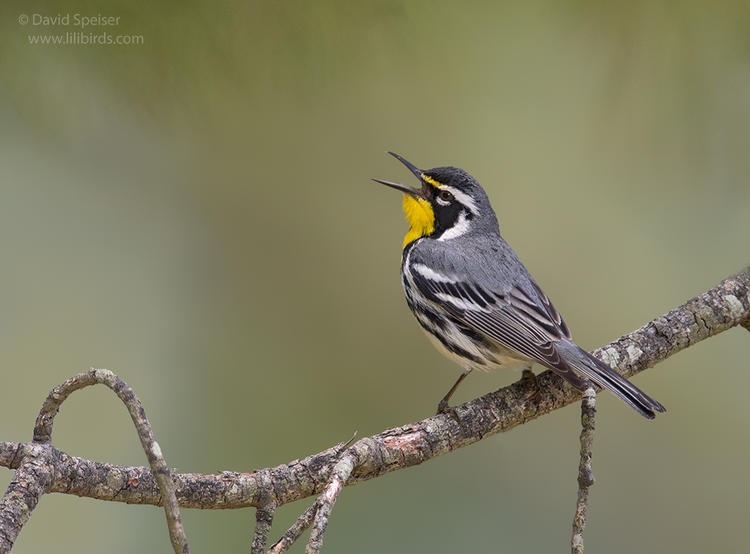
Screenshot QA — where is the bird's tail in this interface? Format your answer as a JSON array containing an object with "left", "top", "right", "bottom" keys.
[{"left": 557, "top": 340, "right": 666, "bottom": 419}]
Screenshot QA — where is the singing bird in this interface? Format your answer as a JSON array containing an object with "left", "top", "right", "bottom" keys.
[{"left": 374, "top": 152, "right": 665, "bottom": 418}]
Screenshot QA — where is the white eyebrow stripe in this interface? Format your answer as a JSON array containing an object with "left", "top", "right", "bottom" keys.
[
  {"left": 439, "top": 185, "right": 479, "bottom": 215},
  {"left": 412, "top": 263, "right": 457, "bottom": 283}
]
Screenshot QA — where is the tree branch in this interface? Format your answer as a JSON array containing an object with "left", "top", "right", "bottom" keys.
[
  {"left": 0, "top": 267, "right": 748, "bottom": 550},
  {"left": 0, "top": 443, "right": 56, "bottom": 553},
  {"left": 2, "top": 369, "right": 189, "bottom": 554},
  {"left": 305, "top": 449, "right": 357, "bottom": 553},
  {"left": 251, "top": 500, "right": 276, "bottom": 554},
  {"left": 571, "top": 387, "right": 596, "bottom": 553},
  {"left": 268, "top": 503, "right": 317, "bottom": 554}
]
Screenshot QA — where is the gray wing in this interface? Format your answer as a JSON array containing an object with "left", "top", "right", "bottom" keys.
[
  {"left": 407, "top": 242, "right": 665, "bottom": 418},
  {"left": 407, "top": 257, "right": 588, "bottom": 390}
]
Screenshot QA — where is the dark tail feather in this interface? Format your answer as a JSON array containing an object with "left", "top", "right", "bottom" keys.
[{"left": 564, "top": 344, "right": 666, "bottom": 419}]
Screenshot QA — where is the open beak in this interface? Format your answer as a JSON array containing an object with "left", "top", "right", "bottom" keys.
[{"left": 372, "top": 152, "right": 429, "bottom": 199}]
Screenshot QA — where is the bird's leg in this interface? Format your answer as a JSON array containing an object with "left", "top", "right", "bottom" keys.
[
  {"left": 436, "top": 368, "right": 472, "bottom": 415},
  {"left": 521, "top": 368, "right": 542, "bottom": 405}
]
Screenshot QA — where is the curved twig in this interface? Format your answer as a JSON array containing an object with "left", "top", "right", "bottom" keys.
[{"left": 32, "top": 369, "right": 188, "bottom": 554}]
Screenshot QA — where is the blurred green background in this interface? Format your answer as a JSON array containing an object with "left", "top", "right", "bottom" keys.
[{"left": 1, "top": 1, "right": 749, "bottom": 552}]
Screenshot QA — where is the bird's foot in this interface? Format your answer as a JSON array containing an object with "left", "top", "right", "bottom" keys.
[
  {"left": 436, "top": 398, "right": 450, "bottom": 414},
  {"left": 436, "top": 399, "right": 460, "bottom": 420}
]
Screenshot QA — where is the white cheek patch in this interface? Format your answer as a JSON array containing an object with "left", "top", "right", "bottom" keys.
[{"left": 438, "top": 210, "right": 471, "bottom": 241}]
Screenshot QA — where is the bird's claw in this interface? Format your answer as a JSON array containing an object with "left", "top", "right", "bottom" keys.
[{"left": 436, "top": 399, "right": 460, "bottom": 420}]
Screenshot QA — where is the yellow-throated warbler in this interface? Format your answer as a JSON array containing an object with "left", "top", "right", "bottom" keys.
[{"left": 374, "top": 152, "right": 665, "bottom": 419}]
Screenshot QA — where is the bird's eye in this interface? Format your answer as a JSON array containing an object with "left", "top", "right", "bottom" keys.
[{"left": 438, "top": 190, "right": 454, "bottom": 202}]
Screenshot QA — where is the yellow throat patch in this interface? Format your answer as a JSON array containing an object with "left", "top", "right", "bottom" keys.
[{"left": 402, "top": 195, "right": 434, "bottom": 248}]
